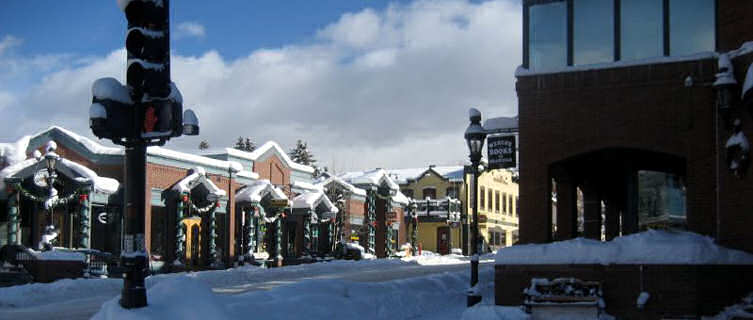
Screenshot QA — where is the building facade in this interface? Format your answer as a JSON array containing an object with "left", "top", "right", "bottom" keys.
[
  {"left": 0, "top": 127, "right": 344, "bottom": 274},
  {"left": 501, "top": 0, "right": 753, "bottom": 316}
]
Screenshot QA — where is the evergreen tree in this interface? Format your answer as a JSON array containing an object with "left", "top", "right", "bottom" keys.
[
  {"left": 244, "top": 137, "right": 256, "bottom": 152},
  {"left": 198, "top": 140, "right": 210, "bottom": 150},
  {"left": 288, "top": 140, "right": 317, "bottom": 166},
  {"left": 233, "top": 137, "right": 245, "bottom": 150}
]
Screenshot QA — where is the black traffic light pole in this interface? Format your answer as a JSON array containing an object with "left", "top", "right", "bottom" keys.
[
  {"left": 120, "top": 135, "right": 148, "bottom": 308},
  {"left": 89, "top": 0, "right": 194, "bottom": 309}
]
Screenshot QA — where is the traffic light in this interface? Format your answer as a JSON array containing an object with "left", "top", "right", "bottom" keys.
[
  {"left": 90, "top": 77, "right": 135, "bottom": 144},
  {"left": 123, "top": 0, "right": 182, "bottom": 142}
]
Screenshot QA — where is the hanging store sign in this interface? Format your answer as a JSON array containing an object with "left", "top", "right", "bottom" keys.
[
  {"left": 268, "top": 199, "right": 289, "bottom": 208},
  {"left": 487, "top": 135, "right": 516, "bottom": 169}
]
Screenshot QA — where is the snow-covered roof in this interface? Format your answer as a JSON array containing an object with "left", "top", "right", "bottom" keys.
[
  {"left": 0, "top": 149, "right": 119, "bottom": 194},
  {"left": 236, "top": 179, "right": 288, "bottom": 204},
  {"left": 341, "top": 169, "right": 400, "bottom": 190},
  {"left": 315, "top": 176, "right": 367, "bottom": 197},
  {"left": 171, "top": 167, "right": 227, "bottom": 198},
  {"left": 495, "top": 230, "right": 753, "bottom": 265},
  {"left": 0, "top": 135, "right": 31, "bottom": 167},
  {"left": 392, "top": 190, "right": 410, "bottom": 206},
  {"left": 222, "top": 141, "right": 315, "bottom": 174},
  {"left": 484, "top": 116, "right": 518, "bottom": 133},
  {"left": 292, "top": 190, "right": 338, "bottom": 214},
  {"left": 148, "top": 146, "right": 244, "bottom": 174},
  {"left": 291, "top": 180, "right": 320, "bottom": 192},
  {"left": 28, "top": 127, "right": 253, "bottom": 176},
  {"left": 387, "top": 166, "right": 465, "bottom": 184}
]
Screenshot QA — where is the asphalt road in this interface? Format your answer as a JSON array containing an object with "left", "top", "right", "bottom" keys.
[{"left": 0, "top": 260, "right": 493, "bottom": 320}]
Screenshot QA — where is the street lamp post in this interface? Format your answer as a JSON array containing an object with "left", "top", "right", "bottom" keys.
[
  {"left": 464, "top": 108, "right": 486, "bottom": 307},
  {"left": 42, "top": 145, "right": 60, "bottom": 251}
]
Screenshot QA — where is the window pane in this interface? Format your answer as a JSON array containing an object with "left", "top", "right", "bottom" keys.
[
  {"left": 529, "top": 1, "right": 567, "bottom": 70},
  {"left": 574, "top": 0, "right": 614, "bottom": 65},
  {"left": 621, "top": 0, "right": 663, "bottom": 60},
  {"left": 638, "top": 170, "right": 687, "bottom": 230},
  {"left": 670, "top": 0, "right": 714, "bottom": 56}
]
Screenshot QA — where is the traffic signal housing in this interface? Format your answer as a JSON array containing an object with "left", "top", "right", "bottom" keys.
[{"left": 123, "top": 0, "right": 183, "bottom": 142}]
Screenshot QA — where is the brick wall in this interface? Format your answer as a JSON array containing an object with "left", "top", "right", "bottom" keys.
[
  {"left": 253, "top": 155, "right": 290, "bottom": 196},
  {"left": 518, "top": 58, "right": 718, "bottom": 244}
]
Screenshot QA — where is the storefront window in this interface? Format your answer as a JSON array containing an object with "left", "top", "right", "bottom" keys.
[
  {"left": 480, "top": 186, "right": 486, "bottom": 210},
  {"left": 574, "top": 0, "right": 614, "bottom": 65},
  {"left": 621, "top": 0, "right": 663, "bottom": 60},
  {"left": 529, "top": 1, "right": 567, "bottom": 70},
  {"left": 669, "top": 0, "right": 714, "bottom": 56},
  {"left": 638, "top": 170, "right": 687, "bottom": 230},
  {"left": 150, "top": 206, "right": 166, "bottom": 258},
  {"left": 495, "top": 191, "right": 501, "bottom": 213}
]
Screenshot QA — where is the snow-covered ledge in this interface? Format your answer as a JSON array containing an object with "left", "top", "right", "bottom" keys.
[{"left": 495, "top": 230, "right": 753, "bottom": 265}]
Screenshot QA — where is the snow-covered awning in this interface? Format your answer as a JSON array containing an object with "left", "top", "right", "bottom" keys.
[
  {"left": 171, "top": 167, "right": 226, "bottom": 198},
  {"left": 315, "top": 176, "right": 367, "bottom": 197},
  {"left": 292, "top": 190, "right": 338, "bottom": 219},
  {"left": 235, "top": 179, "right": 288, "bottom": 204},
  {"left": 392, "top": 190, "right": 410, "bottom": 206},
  {"left": 340, "top": 169, "right": 400, "bottom": 191},
  {"left": 1, "top": 142, "right": 119, "bottom": 194}
]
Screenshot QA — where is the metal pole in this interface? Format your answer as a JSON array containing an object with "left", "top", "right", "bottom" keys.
[
  {"left": 121, "top": 141, "right": 148, "bottom": 308},
  {"left": 468, "top": 163, "right": 481, "bottom": 307}
]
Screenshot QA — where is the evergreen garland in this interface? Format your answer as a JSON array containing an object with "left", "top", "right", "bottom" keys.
[{"left": 13, "top": 183, "right": 85, "bottom": 208}]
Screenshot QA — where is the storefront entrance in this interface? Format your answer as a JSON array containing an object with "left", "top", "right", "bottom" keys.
[{"left": 182, "top": 217, "right": 202, "bottom": 269}]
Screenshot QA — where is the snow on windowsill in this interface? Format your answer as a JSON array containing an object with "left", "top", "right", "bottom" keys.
[{"left": 495, "top": 230, "right": 753, "bottom": 265}]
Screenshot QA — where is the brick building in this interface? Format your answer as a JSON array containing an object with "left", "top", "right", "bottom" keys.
[
  {"left": 0, "top": 126, "right": 339, "bottom": 273},
  {"left": 496, "top": 0, "right": 753, "bottom": 317}
]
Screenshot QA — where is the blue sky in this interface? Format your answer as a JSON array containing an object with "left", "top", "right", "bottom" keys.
[
  {"left": 0, "top": 0, "right": 521, "bottom": 172},
  {"left": 1, "top": 1, "right": 421, "bottom": 59}
]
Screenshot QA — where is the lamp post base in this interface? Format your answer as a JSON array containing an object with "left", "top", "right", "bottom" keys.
[
  {"left": 467, "top": 295, "right": 482, "bottom": 307},
  {"left": 120, "top": 286, "right": 147, "bottom": 309}
]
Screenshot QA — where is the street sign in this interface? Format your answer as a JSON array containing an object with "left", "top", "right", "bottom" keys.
[
  {"left": 268, "top": 199, "right": 289, "bottom": 208},
  {"left": 487, "top": 135, "right": 516, "bottom": 169}
]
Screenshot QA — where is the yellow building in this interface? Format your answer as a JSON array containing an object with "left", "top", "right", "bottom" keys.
[
  {"left": 389, "top": 165, "right": 519, "bottom": 254},
  {"left": 388, "top": 166, "right": 464, "bottom": 254},
  {"left": 465, "top": 168, "right": 519, "bottom": 251}
]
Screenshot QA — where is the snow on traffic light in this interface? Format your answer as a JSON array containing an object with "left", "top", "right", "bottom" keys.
[{"left": 122, "top": 0, "right": 182, "bottom": 142}]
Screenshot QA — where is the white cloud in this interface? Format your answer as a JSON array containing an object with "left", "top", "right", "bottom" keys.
[
  {"left": 0, "top": 35, "right": 22, "bottom": 56},
  {"left": 0, "top": 0, "right": 521, "bottom": 172},
  {"left": 175, "top": 22, "right": 206, "bottom": 39}
]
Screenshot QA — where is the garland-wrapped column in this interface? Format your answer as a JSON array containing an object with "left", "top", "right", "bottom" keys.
[
  {"left": 385, "top": 201, "right": 393, "bottom": 257},
  {"left": 367, "top": 190, "right": 375, "bottom": 254},
  {"left": 7, "top": 190, "right": 18, "bottom": 245},
  {"left": 208, "top": 205, "right": 218, "bottom": 266},
  {"left": 275, "top": 214, "right": 282, "bottom": 265},
  {"left": 303, "top": 211, "right": 312, "bottom": 255},
  {"left": 175, "top": 194, "right": 186, "bottom": 264},
  {"left": 78, "top": 192, "right": 91, "bottom": 248},
  {"left": 327, "top": 220, "right": 334, "bottom": 254},
  {"left": 411, "top": 216, "right": 418, "bottom": 256}
]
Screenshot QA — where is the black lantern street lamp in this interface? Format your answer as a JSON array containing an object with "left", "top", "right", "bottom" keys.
[
  {"left": 714, "top": 53, "right": 738, "bottom": 128},
  {"left": 464, "top": 107, "right": 486, "bottom": 307}
]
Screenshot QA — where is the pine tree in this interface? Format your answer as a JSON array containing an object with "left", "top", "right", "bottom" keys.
[
  {"left": 244, "top": 138, "right": 256, "bottom": 152},
  {"left": 233, "top": 137, "right": 245, "bottom": 151},
  {"left": 288, "top": 140, "right": 317, "bottom": 166},
  {"left": 198, "top": 140, "right": 210, "bottom": 150}
]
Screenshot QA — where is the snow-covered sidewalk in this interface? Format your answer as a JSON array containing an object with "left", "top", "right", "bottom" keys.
[{"left": 1, "top": 253, "right": 494, "bottom": 319}]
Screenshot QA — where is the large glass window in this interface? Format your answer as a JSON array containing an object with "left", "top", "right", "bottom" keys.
[
  {"left": 621, "top": 0, "right": 663, "bottom": 60},
  {"left": 669, "top": 0, "right": 714, "bottom": 56},
  {"left": 529, "top": 1, "right": 567, "bottom": 70},
  {"left": 638, "top": 170, "right": 686, "bottom": 230},
  {"left": 574, "top": 0, "right": 614, "bottom": 65},
  {"left": 495, "top": 191, "right": 501, "bottom": 213}
]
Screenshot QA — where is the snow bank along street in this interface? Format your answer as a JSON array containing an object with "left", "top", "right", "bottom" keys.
[{"left": 0, "top": 253, "right": 496, "bottom": 320}]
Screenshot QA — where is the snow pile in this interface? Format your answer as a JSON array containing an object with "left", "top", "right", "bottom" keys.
[
  {"left": 707, "top": 292, "right": 753, "bottom": 320},
  {"left": 32, "top": 249, "right": 85, "bottom": 262},
  {"left": 93, "top": 276, "right": 230, "bottom": 320},
  {"left": 0, "top": 277, "right": 121, "bottom": 308},
  {"left": 496, "top": 230, "right": 753, "bottom": 265},
  {"left": 401, "top": 251, "right": 495, "bottom": 266},
  {"left": 61, "top": 158, "right": 120, "bottom": 194},
  {"left": 0, "top": 135, "right": 30, "bottom": 166},
  {"left": 461, "top": 306, "right": 530, "bottom": 320}
]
